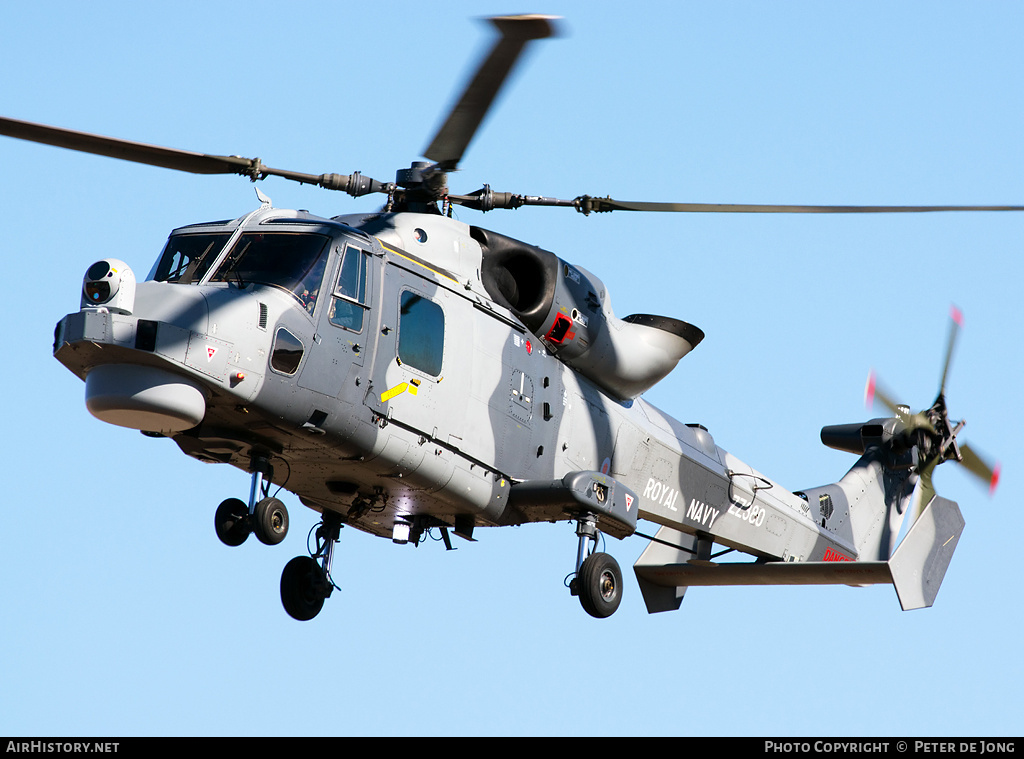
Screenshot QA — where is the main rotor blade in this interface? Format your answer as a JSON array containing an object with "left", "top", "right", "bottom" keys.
[
  {"left": 0, "top": 116, "right": 389, "bottom": 196},
  {"left": 575, "top": 197, "right": 1024, "bottom": 215},
  {"left": 451, "top": 190, "right": 1024, "bottom": 215},
  {"left": 0, "top": 115, "right": 255, "bottom": 175},
  {"left": 423, "top": 14, "right": 559, "bottom": 171}
]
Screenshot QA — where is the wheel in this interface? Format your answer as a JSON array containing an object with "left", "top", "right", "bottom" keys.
[
  {"left": 281, "top": 556, "right": 326, "bottom": 621},
  {"left": 254, "top": 497, "right": 289, "bottom": 545},
  {"left": 576, "top": 552, "right": 623, "bottom": 619},
  {"left": 215, "top": 498, "right": 250, "bottom": 547}
]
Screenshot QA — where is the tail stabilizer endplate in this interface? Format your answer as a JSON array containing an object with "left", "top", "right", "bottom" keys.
[
  {"left": 888, "top": 495, "right": 965, "bottom": 610},
  {"left": 633, "top": 527, "right": 694, "bottom": 613}
]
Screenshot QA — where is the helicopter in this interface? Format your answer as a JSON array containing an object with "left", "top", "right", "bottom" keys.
[{"left": 1, "top": 15, "right": 1008, "bottom": 621}]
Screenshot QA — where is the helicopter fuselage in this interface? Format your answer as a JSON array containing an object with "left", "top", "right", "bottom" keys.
[{"left": 54, "top": 204, "right": 860, "bottom": 568}]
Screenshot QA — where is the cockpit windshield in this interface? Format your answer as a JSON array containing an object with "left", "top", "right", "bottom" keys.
[
  {"left": 148, "top": 233, "right": 232, "bottom": 284},
  {"left": 211, "top": 232, "right": 331, "bottom": 314}
]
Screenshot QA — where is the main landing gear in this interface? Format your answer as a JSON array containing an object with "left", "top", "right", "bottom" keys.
[
  {"left": 214, "top": 455, "right": 290, "bottom": 547},
  {"left": 280, "top": 511, "right": 342, "bottom": 621},
  {"left": 568, "top": 513, "right": 623, "bottom": 619}
]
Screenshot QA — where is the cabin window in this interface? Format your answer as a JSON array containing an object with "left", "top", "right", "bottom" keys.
[
  {"left": 211, "top": 232, "right": 331, "bottom": 314},
  {"left": 328, "top": 245, "right": 370, "bottom": 332},
  {"left": 148, "top": 233, "right": 232, "bottom": 284},
  {"left": 397, "top": 291, "right": 444, "bottom": 377},
  {"left": 270, "top": 327, "right": 304, "bottom": 375}
]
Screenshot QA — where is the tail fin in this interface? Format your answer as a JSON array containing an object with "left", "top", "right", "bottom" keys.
[
  {"left": 799, "top": 444, "right": 966, "bottom": 610},
  {"left": 801, "top": 437, "right": 918, "bottom": 564}
]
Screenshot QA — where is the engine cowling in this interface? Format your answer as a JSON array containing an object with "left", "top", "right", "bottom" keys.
[{"left": 474, "top": 227, "right": 703, "bottom": 399}]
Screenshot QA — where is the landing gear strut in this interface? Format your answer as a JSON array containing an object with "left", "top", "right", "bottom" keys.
[
  {"left": 214, "top": 454, "right": 289, "bottom": 547},
  {"left": 280, "top": 511, "right": 342, "bottom": 621},
  {"left": 569, "top": 513, "right": 622, "bottom": 619}
]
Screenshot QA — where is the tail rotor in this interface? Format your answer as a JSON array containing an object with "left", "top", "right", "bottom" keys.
[{"left": 865, "top": 306, "right": 1000, "bottom": 514}]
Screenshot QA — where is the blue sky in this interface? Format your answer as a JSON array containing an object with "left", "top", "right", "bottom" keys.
[{"left": 2, "top": 1, "right": 1021, "bottom": 737}]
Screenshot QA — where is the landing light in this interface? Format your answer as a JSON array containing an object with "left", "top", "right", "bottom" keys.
[{"left": 392, "top": 521, "right": 411, "bottom": 544}]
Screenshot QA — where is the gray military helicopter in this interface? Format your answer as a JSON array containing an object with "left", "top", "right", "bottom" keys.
[{"left": 2, "top": 15, "right": 1007, "bottom": 620}]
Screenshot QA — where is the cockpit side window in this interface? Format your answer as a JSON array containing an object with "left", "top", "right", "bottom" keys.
[
  {"left": 148, "top": 233, "right": 232, "bottom": 284},
  {"left": 328, "top": 245, "right": 370, "bottom": 332},
  {"left": 211, "top": 232, "right": 331, "bottom": 314}
]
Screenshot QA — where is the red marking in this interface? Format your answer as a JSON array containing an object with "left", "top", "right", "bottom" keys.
[
  {"left": 206, "top": 346, "right": 218, "bottom": 362},
  {"left": 545, "top": 313, "right": 575, "bottom": 345},
  {"left": 991, "top": 463, "right": 1001, "bottom": 495},
  {"left": 864, "top": 371, "right": 876, "bottom": 408},
  {"left": 950, "top": 304, "right": 964, "bottom": 327},
  {"left": 525, "top": 339, "right": 533, "bottom": 355},
  {"left": 823, "top": 547, "right": 853, "bottom": 562},
  {"left": 625, "top": 494, "right": 634, "bottom": 512}
]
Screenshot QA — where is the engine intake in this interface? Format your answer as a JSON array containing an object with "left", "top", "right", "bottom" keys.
[{"left": 474, "top": 227, "right": 703, "bottom": 399}]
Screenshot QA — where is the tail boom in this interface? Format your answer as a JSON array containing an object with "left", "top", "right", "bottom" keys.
[{"left": 634, "top": 494, "right": 964, "bottom": 612}]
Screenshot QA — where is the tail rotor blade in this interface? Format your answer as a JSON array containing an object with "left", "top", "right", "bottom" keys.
[
  {"left": 865, "top": 371, "right": 928, "bottom": 428},
  {"left": 959, "top": 444, "right": 1000, "bottom": 494},
  {"left": 938, "top": 305, "right": 963, "bottom": 398},
  {"left": 864, "top": 370, "right": 897, "bottom": 412}
]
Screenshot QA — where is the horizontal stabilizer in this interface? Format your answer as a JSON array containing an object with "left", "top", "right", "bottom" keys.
[
  {"left": 633, "top": 555, "right": 892, "bottom": 589},
  {"left": 632, "top": 495, "right": 964, "bottom": 612}
]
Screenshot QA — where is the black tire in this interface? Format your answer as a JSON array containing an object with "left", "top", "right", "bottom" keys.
[
  {"left": 280, "top": 556, "right": 326, "bottom": 621},
  {"left": 215, "top": 498, "right": 250, "bottom": 547},
  {"left": 254, "top": 497, "right": 289, "bottom": 545},
  {"left": 576, "top": 552, "right": 622, "bottom": 619}
]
